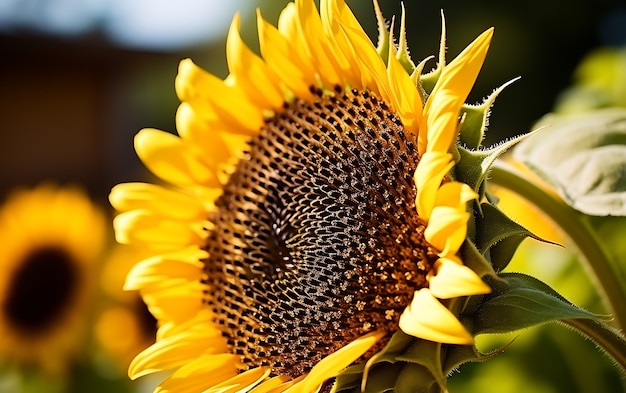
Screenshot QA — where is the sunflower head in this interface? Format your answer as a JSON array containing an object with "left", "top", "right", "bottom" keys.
[
  {"left": 110, "top": 0, "right": 541, "bottom": 391},
  {"left": 0, "top": 184, "right": 106, "bottom": 374}
]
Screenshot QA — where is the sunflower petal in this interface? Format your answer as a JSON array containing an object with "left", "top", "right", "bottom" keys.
[
  {"left": 134, "top": 128, "right": 218, "bottom": 187},
  {"left": 113, "top": 210, "right": 205, "bottom": 251},
  {"left": 249, "top": 375, "right": 294, "bottom": 393},
  {"left": 155, "top": 354, "right": 240, "bottom": 393},
  {"left": 257, "top": 9, "right": 314, "bottom": 99},
  {"left": 296, "top": 330, "right": 385, "bottom": 392},
  {"left": 424, "top": 205, "right": 470, "bottom": 256},
  {"left": 295, "top": 0, "right": 341, "bottom": 87},
  {"left": 176, "top": 59, "right": 264, "bottom": 134},
  {"left": 141, "top": 281, "right": 205, "bottom": 323},
  {"left": 331, "top": 0, "right": 390, "bottom": 99},
  {"left": 414, "top": 151, "right": 454, "bottom": 220},
  {"left": 421, "top": 28, "right": 494, "bottom": 154},
  {"left": 129, "top": 326, "right": 227, "bottom": 379},
  {"left": 109, "top": 182, "right": 205, "bottom": 220},
  {"left": 124, "top": 248, "right": 205, "bottom": 291},
  {"left": 399, "top": 288, "right": 473, "bottom": 344},
  {"left": 206, "top": 367, "right": 272, "bottom": 393},
  {"left": 429, "top": 258, "right": 491, "bottom": 299},
  {"left": 227, "top": 13, "right": 284, "bottom": 110},
  {"left": 386, "top": 39, "right": 422, "bottom": 133},
  {"left": 176, "top": 103, "right": 239, "bottom": 169}
]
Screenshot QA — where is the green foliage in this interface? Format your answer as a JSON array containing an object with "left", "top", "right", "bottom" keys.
[{"left": 514, "top": 108, "right": 626, "bottom": 216}]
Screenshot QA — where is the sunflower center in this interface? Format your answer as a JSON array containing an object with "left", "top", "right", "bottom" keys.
[
  {"left": 3, "top": 247, "right": 79, "bottom": 334},
  {"left": 203, "top": 87, "right": 439, "bottom": 376}
]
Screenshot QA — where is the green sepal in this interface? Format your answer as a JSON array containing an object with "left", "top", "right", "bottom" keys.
[
  {"left": 459, "top": 238, "right": 499, "bottom": 280},
  {"left": 474, "top": 203, "right": 545, "bottom": 272},
  {"left": 394, "top": 363, "right": 442, "bottom": 393},
  {"left": 395, "top": 338, "right": 445, "bottom": 386},
  {"left": 420, "top": 64, "right": 441, "bottom": 95},
  {"left": 441, "top": 339, "right": 512, "bottom": 375},
  {"left": 458, "top": 78, "right": 519, "bottom": 150},
  {"left": 395, "top": 3, "right": 416, "bottom": 75},
  {"left": 513, "top": 108, "right": 626, "bottom": 216},
  {"left": 374, "top": 0, "right": 390, "bottom": 66},
  {"left": 456, "top": 133, "right": 534, "bottom": 199},
  {"left": 473, "top": 273, "right": 604, "bottom": 335},
  {"left": 357, "top": 332, "right": 446, "bottom": 392},
  {"left": 332, "top": 364, "right": 366, "bottom": 392}
]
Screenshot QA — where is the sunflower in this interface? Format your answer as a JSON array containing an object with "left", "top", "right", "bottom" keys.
[
  {"left": 110, "top": 0, "right": 496, "bottom": 391},
  {"left": 0, "top": 184, "right": 106, "bottom": 374}
]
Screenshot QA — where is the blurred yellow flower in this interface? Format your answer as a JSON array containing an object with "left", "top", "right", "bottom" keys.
[
  {"left": 110, "top": 0, "right": 495, "bottom": 391},
  {"left": 0, "top": 184, "right": 105, "bottom": 374}
]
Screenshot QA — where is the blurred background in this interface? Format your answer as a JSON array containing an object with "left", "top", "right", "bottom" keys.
[{"left": 0, "top": 0, "right": 625, "bottom": 392}]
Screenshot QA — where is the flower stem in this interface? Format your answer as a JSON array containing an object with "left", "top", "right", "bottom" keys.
[
  {"left": 562, "top": 318, "right": 626, "bottom": 374},
  {"left": 489, "top": 162, "right": 626, "bottom": 330}
]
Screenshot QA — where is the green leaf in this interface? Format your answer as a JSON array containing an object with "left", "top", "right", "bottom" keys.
[
  {"left": 474, "top": 273, "right": 602, "bottom": 335},
  {"left": 513, "top": 108, "right": 626, "bottom": 216}
]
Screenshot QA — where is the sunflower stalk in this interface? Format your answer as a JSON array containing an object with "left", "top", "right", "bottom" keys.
[{"left": 489, "top": 161, "right": 626, "bottom": 372}]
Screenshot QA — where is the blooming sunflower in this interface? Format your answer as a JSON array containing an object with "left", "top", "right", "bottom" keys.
[
  {"left": 111, "top": 0, "right": 499, "bottom": 391},
  {"left": 0, "top": 184, "right": 105, "bottom": 374}
]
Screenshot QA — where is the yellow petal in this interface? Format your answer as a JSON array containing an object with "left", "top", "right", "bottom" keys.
[
  {"left": 155, "top": 308, "right": 215, "bottom": 340},
  {"left": 113, "top": 210, "right": 204, "bottom": 251},
  {"left": 421, "top": 28, "right": 494, "bottom": 155},
  {"left": 435, "top": 181, "right": 478, "bottom": 208},
  {"left": 429, "top": 258, "right": 491, "bottom": 299},
  {"left": 386, "top": 39, "right": 422, "bottom": 134},
  {"left": 399, "top": 288, "right": 473, "bottom": 344},
  {"left": 295, "top": 0, "right": 341, "bottom": 87},
  {"left": 427, "top": 28, "right": 494, "bottom": 115},
  {"left": 423, "top": 93, "right": 459, "bottom": 154},
  {"left": 227, "top": 13, "right": 284, "bottom": 110},
  {"left": 124, "top": 248, "right": 205, "bottom": 291},
  {"left": 155, "top": 354, "right": 239, "bottom": 393},
  {"left": 141, "top": 281, "right": 205, "bottom": 323},
  {"left": 330, "top": 0, "right": 390, "bottom": 98},
  {"left": 257, "top": 9, "right": 314, "bottom": 99},
  {"left": 424, "top": 205, "right": 469, "bottom": 256},
  {"left": 134, "top": 128, "right": 218, "bottom": 187},
  {"left": 176, "top": 103, "right": 239, "bottom": 171},
  {"left": 297, "top": 330, "right": 385, "bottom": 392},
  {"left": 129, "top": 326, "right": 227, "bottom": 379},
  {"left": 277, "top": 3, "right": 307, "bottom": 62},
  {"left": 206, "top": 367, "right": 272, "bottom": 393},
  {"left": 414, "top": 151, "right": 454, "bottom": 220},
  {"left": 109, "top": 182, "right": 205, "bottom": 220},
  {"left": 175, "top": 58, "right": 263, "bottom": 134},
  {"left": 319, "top": 0, "right": 362, "bottom": 89},
  {"left": 249, "top": 375, "right": 294, "bottom": 393}
]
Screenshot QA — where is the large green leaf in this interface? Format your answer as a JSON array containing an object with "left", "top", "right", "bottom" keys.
[
  {"left": 513, "top": 108, "right": 626, "bottom": 216},
  {"left": 473, "top": 273, "right": 602, "bottom": 335}
]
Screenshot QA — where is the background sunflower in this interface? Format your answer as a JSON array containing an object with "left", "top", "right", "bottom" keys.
[{"left": 0, "top": 185, "right": 104, "bottom": 388}]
